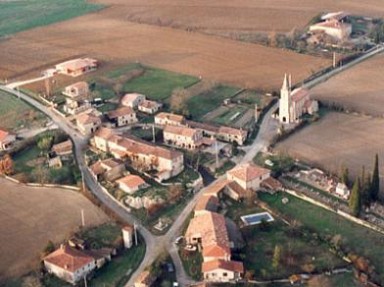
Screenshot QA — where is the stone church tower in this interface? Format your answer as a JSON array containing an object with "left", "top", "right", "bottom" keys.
[{"left": 279, "top": 74, "right": 292, "bottom": 123}]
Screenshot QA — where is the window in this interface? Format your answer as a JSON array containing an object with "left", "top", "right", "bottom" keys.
[{"left": 223, "top": 272, "right": 228, "bottom": 277}]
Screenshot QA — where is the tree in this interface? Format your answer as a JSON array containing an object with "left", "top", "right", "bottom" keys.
[
  {"left": 341, "top": 166, "right": 350, "bottom": 187},
  {"left": 37, "top": 135, "right": 53, "bottom": 152},
  {"left": 370, "top": 154, "right": 380, "bottom": 202},
  {"left": 272, "top": 245, "right": 281, "bottom": 269},
  {"left": 169, "top": 88, "right": 190, "bottom": 115},
  {"left": 22, "top": 276, "right": 43, "bottom": 287},
  {"left": 0, "top": 154, "right": 14, "bottom": 175},
  {"left": 43, "top": 240, "right": 55, "bottom": 255},
  {"left": 349, "top": 178, "right": 361, "bottom": 217}
]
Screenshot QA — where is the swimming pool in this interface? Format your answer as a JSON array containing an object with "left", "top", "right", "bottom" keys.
[{"left": 241, "top": 212, "right": 274, "bottom": 226}]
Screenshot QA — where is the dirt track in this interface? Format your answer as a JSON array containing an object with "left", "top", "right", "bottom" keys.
[
  {"left": 0, "top": 179, "right": 108, "bottom": 280},
  {"left": 0, "top": 3, "right": 330, "bottom": 91},
  {"left": 276, "top": 112, "right": 384, "bottom": 193}
]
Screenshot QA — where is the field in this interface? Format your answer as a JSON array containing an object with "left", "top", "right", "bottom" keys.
[
  {"left": 276, "top": 112, "right": 384, "bottom": 193},
  {"left": 0, "top": 0, "right": 102, "bottom": 37},
  {"left": 0, "top": 178, "right": 108, "bottom": 281},
  {"left": 312, "top": 54, "right": 384, "bottom": 116},
  {"left": 0, "top": 2, "right": 329, "bottom": 91},
  {"left": 0, "top": 91, "right": 45, "bottom": 131},
  {"left": 259, "top": 192, "right": 384, "bottom": 284},
  {"left": 92, "top": 0, "right": 384, "bottom": 35}
]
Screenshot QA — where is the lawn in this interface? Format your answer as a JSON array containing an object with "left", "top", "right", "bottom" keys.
[
  {"left": 211, "top": 106, "right": 248, "bottom": 126},
  {"left": 77, "top": 223, "right": 121, "bottom": 249},
  {"left": 90, "top": 239, "right": 146, "bottom": 287},
  {"left": 0, "top": 91, "right": 45, "bottom": 130},
  {"left": 233, "top": 90, "right": 273, "bottom": 108},
  {"left": 0, "top": 0, "right": 103, "bottom": 37},
  {"left": 123, "top": 67, "right": 198, "bottom": 101},
  {"left": 186, "top": 85, "right": 239, "bottom": 119},
  {"left": 259, "top": 192, "right": 384, "bottom": 284},
  {"left": 179, "top": 248, "right": 203, "bottom": 281}
]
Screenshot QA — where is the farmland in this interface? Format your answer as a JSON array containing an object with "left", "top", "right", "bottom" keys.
[
  {"left": 312, "top": 54, "right": 384, "bottom": 116},
  {"left": 0, "top": 3, "right": 329, "bottom": 91},
  {"left": 0, "top": 178, "right": 108, "bottom": 280},
  {"left": 275, "top": 112, "right": 384, "bottom": 193},
  {"left": 0, "top": 0, "right": 102, "bottom": 37},
  {"left": 0, "top": 91, "right": 46, "bottom": 131}
]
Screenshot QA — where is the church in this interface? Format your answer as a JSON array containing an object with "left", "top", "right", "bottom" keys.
[{"left": 279, "top": 74, "right": 318, "bottom": 124}]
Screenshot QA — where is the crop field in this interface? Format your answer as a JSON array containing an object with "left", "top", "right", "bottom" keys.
[
  {"left": 312, "top": 54, "right": 384, "bottom": 116},
  {"left": 93, "top": 0, "right": 384, "bottom": 35},
  {"left": 0, "top": 178, "right": 108, "bottom": 280},
  {"left": 0, "top": 91, "right": 45, "bottom": 131},
  {"left": 0, "top": 3, "right": 329, "bottom": 91},
  {"left": 275, "top": 112, "right": 384, "bottom": 193},
  {"left": 0, "top": 0, "right": 102, "bottom": 37}
]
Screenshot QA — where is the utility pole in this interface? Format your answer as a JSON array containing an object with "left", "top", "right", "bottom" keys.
[
  {"left": 81, "top": 209, "right": 85, "bottom": 227},
  {"left": 152, "top": 124, "right": 156, "bottom": 143},
  {"left": 134, "top": 222, "right": 138, "bottom": 246},
  {"left": 333, "top": 52, "right": 336, "bottom": 68},
  {"left": 254, "top": 104, "right": 259, "bottom": 123},
  {"left": 215, "top": 140, "right": 219, "bottom": 170},
  {"left": 83, "top": 276, "right": 88, "bottom": 287}
]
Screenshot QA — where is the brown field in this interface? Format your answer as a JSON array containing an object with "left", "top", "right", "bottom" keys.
[
  {"left": 0, "top": 178, "right": 108, "bottom": 280},
  {"left": 312, "top": 54, "right": 384, "bottom": 116},
  {"left": 93, "top": 0, "right": 384, "bottom": 34},
  {"left": 0, "top": 1, "right": 331, "bottom": 91},
  {"left": 276, "top": 112, "right": 384, "bottom": 194}
]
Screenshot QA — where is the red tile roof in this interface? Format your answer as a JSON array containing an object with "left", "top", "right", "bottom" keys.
[
  {"left": 76, "top": 113, "right": 100, "bottom": 125},
  {"left": 43, "top": 245, "right": 94, "bottom": 273},
  {"left": 291, "top": 88, "right": 309, "bottom": 103},
  {"left": 0, "top": 129, "right": 10, "bottom": 142},
  {"left": 218, "top": 126, "right": 248, "bottom": 138},
  {"left": 107, "top": 107, "right": 135, "bottom": 119},
  {"left": 195, "top": 195, "right": 219, "bottom": 212},
  {"left": 227, "top": 163, "right": 270, "bottom": 183},
  {"left": 164, "top": 125, "right": 198, "bottom": 138},
  {"left": 52, "top": 140, "right": 73, "bottom": 154},
  {"left": 117, "top": 175, "right": 146, "bottom": 189},
  {"left": 155, "top": 112, "right": 185, "bottom": 123},
  {"left": 139, "top": 99, "right": 160, "bottom": 109},
  {"left": 202, "top": 259, "right": 244, "bottom": 273}
]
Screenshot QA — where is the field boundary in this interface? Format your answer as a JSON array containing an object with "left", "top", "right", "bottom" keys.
[{"left": 2, "top": 175, "right": 80, "bottom": 191}]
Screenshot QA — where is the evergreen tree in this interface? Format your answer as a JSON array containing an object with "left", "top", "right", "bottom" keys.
[
  {"left": 361, "top": 172, "right": 372, "bottom": 207},
  {"left": 349, "top": 178, "right": 361, "bottom": 217},
  {"left": 370, "top": 154, "right": 380, "bottom": 202},
  {"left": 341, "top": 166, "right": 349, "bottom": 187},
  {"left": 272, "top": 245, "right": 281, "bottom": 269}
]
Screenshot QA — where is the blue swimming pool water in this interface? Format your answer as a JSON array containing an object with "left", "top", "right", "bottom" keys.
[{"left": 241, "top": 212, "right": 274, "bottom": 225}]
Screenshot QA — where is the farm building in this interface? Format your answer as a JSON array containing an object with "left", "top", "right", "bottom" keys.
[
  {"left": 279, "top": 74, "right": 318, "bottom": 124},
  {"left": 0, "top": 129, "right": 16, "bottom": 150},
  {"left": 106, "top": 107, "right": 138, "bottom": 127},
  {"left": 309, "top": 11, "right": 352, "bottom": 41},
  {"left": 55, "top": 58, "right": 98, "bottom": 77},
  {"left": 163, "top": 125, "right": 203, "bottom": 150}
]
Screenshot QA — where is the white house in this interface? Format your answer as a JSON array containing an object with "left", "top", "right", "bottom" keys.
[
  {"left": 138, "top": 99, "right": 161, "bottom": 114},
  {"left": 106, "top": 106, "right": 138, "bottom": 127},
  {"left": 55, "top": 58, "right": 98, "bottom": 77},
  {"left": 154, "top": 112, "right": 185, "bottom": 126},
  {"left": 202, "top": 259, "right": 244, "bottom": 282},
  {"left": 121, "top": 93, "right": 146, "bottom": 108},
  {"left": 76, "top": 111, "right": 101, "bottom": 135},
  {"left": 226, "top": 163, "right": 270, "bottom": 191},
  {"left": 0, "top": 129, "right": 16, "bottom": 150},
  {"left": 43, "top": 245, "right": 96, "bottom": 284},
  {"left": 163, "top": 125, "right": 203, "bottom": 150},
  {"left": 117, "top": 174, "right": 148, "bottom": 194}
]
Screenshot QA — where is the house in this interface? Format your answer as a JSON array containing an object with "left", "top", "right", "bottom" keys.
[
  {"left": 226, "top": 163, "right": 270, "bottom": 191},
  {"left": 117, "top": 174, "right": 148, "bottom": 194},
  {"left": 309, "top": 12, "right": 352, "bottom": 41},
  {"left": 0, "top": 129, "right": 16, "bottom": 150},
  {"left": 202, "top": 259, "right": 244, "bottom": 282},
  {"left": 90, "top": 158, "right": 125, "bottom": 181},
  {"left": 121, "top": 93, "right": 146, "bottom": 108},
  {"left": 279, "top": 74, "right": 318, "bottom": 124},
  {"left": 185, "top": 211, "right": 231, "bottom": 262},
  {"left": 194, "top": 195, "right": 220, "bottom": 216},
  {"left": 223, "top": 181, "right": 247, "bottom": 201},
  {"left": 52, "top": 140, "right": 73, "bottom": 157},
  {"left": 138, "top": 99, "right": 162, "bottom": 114},
  {"left": 55, "top": 58, "right": 98, "bottom": 77},
  {"left": 93, "top": 128, "right": 184, "bottom": 181},
  {"left": 83, "top": 248, "right": 114, "bottom": 269},
  {"left": 335, "top": 182, "right": 350, "bottom": 199},
  {"left": 106, "top": 107, "right": 138, "bottom": 127},
  {"left": 155, "top": 112, "right": 185, "bottom": 127},
  {"left": 217, "top": 126, "right": 248, "bottom": 146},
  {"left": 62, "top": 82, "right": 91, "bottom": 115},
  {"left": 76, "top": 111, "right": 101, "bottom": 135},
  {"left": 43, "top": 244, "right": 96, "bottom": 284},
  {"left": 122, "top": 225, "right": 134, "bottom": 249},
  {"left": 186, "top": 121, "right": 220, "bottom": 137},
  {"left": 163, "top": 125, "right": 203, "bottom": 150},
  {"left": 134, "top": 270, "right": 156, "bottom": 287}
]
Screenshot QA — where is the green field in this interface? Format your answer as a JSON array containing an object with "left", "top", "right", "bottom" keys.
[
  {"left": 259, "top": 192, "right": 384, "bottom": 284},
  {"left": 212, "top": 106, "right": 248, "bottom": 126},
  {"left": 0, "top": 91, "right": 45, "bottom": 130},
  {"left": 0, "top": 0, "right": 103, "bottom": 37},
  {"left": 186, "top": 85, "right": 239, "bottom": 119},
  {"left": 123, "top": 68, "right": 198, "bottom": 101}
]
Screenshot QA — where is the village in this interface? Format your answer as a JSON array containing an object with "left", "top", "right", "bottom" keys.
[{"left": 1, "top": 3, "right": 384, "bottom": 287}]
